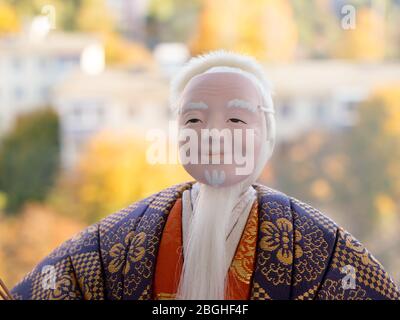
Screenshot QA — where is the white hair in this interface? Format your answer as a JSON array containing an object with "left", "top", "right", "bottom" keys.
[{"left": 170, "top": 49, "right": 275, "bottom": 115}]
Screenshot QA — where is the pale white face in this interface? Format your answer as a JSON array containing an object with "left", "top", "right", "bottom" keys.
[{"left": 178, "top": 71, "right": 265, "bottom": 187}]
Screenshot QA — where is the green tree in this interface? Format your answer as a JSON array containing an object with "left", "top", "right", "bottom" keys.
[{"left": 0, "top": 108, "right": 60, "bottom": 214}]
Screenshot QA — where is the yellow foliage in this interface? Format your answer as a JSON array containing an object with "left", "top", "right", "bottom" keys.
[
  {"left": 374, "top": 194, "right": 396, "bottom": 218},
  {"left": 322, "top": 154, "right": 348, "bottom": 182},
  {"left": 360, "top": 83, "right": 400, "bottom": 197},
  {"left": 337, "top": 8, "right": 385, "bottom": 61},
  {"left": 372, "top": 84, "right": 400, "bottom": 137},
  {"left": 103, "top": 32, "right": 154, "bottom": 66},
  {"left": 190, "top": 0, "right": 297, "bottom": 62},
  {"left": 0, "top": 1, "right": 20, "bottom": 34},
  {"left": 64, "top": 131, "right": 191, "bottom": 222},
  {"left": 310, "top": 178, "right": 332, "bottom": 201},
  {"left": 76, "top": 0, "right": 114, "bottom": 34}
]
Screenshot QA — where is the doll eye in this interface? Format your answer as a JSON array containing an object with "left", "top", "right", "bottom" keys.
[
  {"left": 185, "top": 118, "right": 202, "bottom": 125},
  {"left": 228, "top": 118, "right": 247, "bottom": 124}
]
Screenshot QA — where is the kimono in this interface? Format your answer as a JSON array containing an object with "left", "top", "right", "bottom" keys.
[{"left": 11, "top": 182, "right": 400, "bottom": 300}]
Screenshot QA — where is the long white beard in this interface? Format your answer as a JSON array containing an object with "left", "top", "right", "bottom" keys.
[{"left": 176, "top": 183, "right": 243, "bottom": 300}]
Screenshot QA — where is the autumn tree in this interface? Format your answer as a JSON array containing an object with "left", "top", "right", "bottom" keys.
[
  {"left": 335, "top": 6, "right": 386, "bottom": 61},
  {"left": 190, "top": 0, "right": 298, "bottom": 62},
  {"left": 344, "top": 84, "right": 400, "bottom": 219}
]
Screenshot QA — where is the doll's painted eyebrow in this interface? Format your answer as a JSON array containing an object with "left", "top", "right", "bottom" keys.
[
  {"left": 182, "top": 101, "right": 209, "bottom": 112},
  {"left": 227, "top": 99, "right": 257, "bottom": 113}
]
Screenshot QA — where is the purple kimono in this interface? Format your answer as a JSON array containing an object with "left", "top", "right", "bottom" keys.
[{"left": 11, "top": 182, "right": 400, "bottom": 300}]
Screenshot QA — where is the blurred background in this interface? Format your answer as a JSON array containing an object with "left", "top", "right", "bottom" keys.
[{"left": 0, "top": 0, "right": 399, "bottom": 288}]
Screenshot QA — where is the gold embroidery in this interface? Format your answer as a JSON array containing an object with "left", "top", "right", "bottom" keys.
[
  {"left": 108, "top": 243, "right": 126, "bottom": 273},
  {"left": 259, "top": 218, "right": 303, "bottom": 265},
  {"left": 250, "top": 282, "right": 271, "bottom": 300},
  {"left": 295, "top": 284, "right": 319, "bottom": 300},
  {"left": 128, "top": 232, "right": 146, "bottom": 263},
  {"left": 230, "top": 201, "right": 258, "bottom": 284},
  {"left": 30, "top": 257, "right": 81, "bottom": 300},
  {"left": 254, "top": 189, "right": 331, "bottom": 292},
  {"left": 50, "top": 274, "right": 80, "bottom": 300},
  {"left": 71, "top": 251, "right": 104, "bottom": 300},
  {"left": 122, "top": 183, "right": 192, "bottom": 297},
  {"left": 108, "top": 231, "right": 146, "bottom": 275}
]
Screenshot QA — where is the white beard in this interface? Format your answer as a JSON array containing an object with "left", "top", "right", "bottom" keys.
[{"left": 176, "top": 183, "right": 243, "bottom": 300}]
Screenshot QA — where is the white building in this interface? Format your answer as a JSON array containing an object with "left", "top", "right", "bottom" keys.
[
  {"left": 53, "top": 68, "right": 169, "bottom": 169},
  {"left": 267, "top": 61, "right": 400, "bottom": 142},
  {"left": 0, "top": 31, "right": 103, "bottom": 134}
]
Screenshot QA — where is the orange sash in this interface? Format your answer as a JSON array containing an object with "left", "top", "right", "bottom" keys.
[{"left": 153, "top": 198, "right": 259, "bottom": 300}]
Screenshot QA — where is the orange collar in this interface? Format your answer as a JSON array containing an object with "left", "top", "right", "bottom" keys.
[{"left": 153, "top": 197, "right": 259, "bottom": 300}]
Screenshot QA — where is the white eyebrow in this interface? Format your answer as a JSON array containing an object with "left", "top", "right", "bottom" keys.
[
  {"left": 227, "top": 99, "right": 257, "bottom": 113},
  {"left": 182, "top": 101, "right": 209, "bottom": 112}
]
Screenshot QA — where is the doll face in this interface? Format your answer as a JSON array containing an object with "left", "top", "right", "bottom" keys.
[{"left": 178, "top": 72, "right": 265, "bottom": 187}]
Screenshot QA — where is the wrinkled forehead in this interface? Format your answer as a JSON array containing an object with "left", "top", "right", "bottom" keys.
[{"left": 180, "top": 72, "right": 263, "bottom": 106}]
